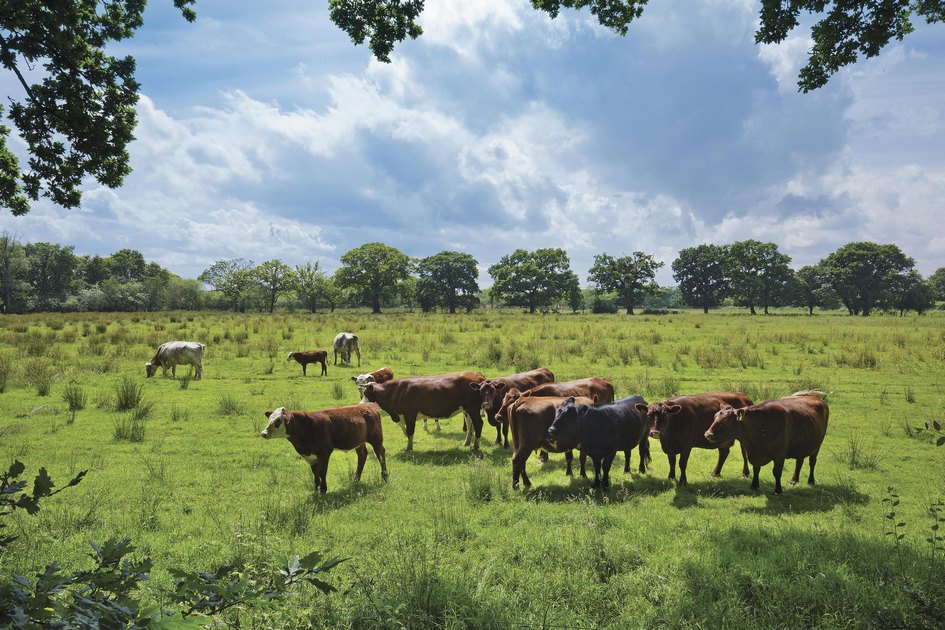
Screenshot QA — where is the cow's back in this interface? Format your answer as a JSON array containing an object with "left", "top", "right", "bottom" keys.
[
  {"left": 752, "top": 395, "right": 828, "bottom": 458},
  {"left": 324, "top": 403, "right": 383, "bottom": 451},
  {"left": 527, "top": 378, "right": 614, "bottom": 403},
  {"left": 666, "top": 392, "right": 752, "bottom": 448},
  {"left": 369, "top": 371, "right": 485, "bottom": 416}
]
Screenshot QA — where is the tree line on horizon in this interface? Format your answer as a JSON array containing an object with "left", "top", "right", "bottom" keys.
[{"left": 0, "top": 233, "right": 942, "bottom": 317}]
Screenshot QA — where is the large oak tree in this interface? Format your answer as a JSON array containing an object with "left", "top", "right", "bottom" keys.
[{"left": 335, "top": 242, "right": 412, "bottom": 314}]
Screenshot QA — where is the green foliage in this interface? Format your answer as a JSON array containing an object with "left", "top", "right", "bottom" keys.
[
  {"left": 61, "top": 383, "right": 86, "bottom": 424},
  {"left": 335, "top": 242, "right": 413, "bottom": 313},
  {"left": 0, "top": 0, "right": 196, "bottom": 215},
  {"left": 727, "top": 240, "right": 792, "bottom": 315},
  {"left": 488, "top": 248, "right": 575, "bottom": 313},
  {"left": 199, "top": 258, "right": 258, "bottom": 312},
  {"left": 792, "top": 264, "right": 840, "bottom": 314},
  {"left": 416, "top": 251, "right": 480, "bottom": 314},
  {"left": 929, "top": 267, "right": 945, "bottom": 302},
  {"left": 672, "top": 244, "right": 730, "bottom": 313},
  {"left": 0, "top": 353, "right": 11, "bottom": 393},
  {"left": 821, "top": 241, "right": 915, "bottom": 316},
  {"left": 218, "top": 392, "right": 244, "bottom": 416},
  {"left": 24, "top": 358, "right": 53, "bottom": 396},
  {"left": 254, "top": 259, "right": 298, "bottom": 314},
  {"left": 0, "top": 461, "right": 86, "bottom": 549},
  {"left": 588, "top": 251, "right": 663, "bottom": 314}
]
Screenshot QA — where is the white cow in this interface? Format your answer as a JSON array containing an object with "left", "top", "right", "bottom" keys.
[
  {"left": 145, "top": 341, "right": 204, "bottom": 379},
  {"left": 333, "top": 332, "right": 361, "bottom": 367}
]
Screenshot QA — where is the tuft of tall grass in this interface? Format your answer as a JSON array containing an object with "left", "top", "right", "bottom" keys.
[
  {"left": 178, "top": 374, "right": 192, "bottom": 390},
  {"left": 835, "top": 434, "right": 884, "bottom": 471},
  {"left": 218, "top": 392, "right": 244, "bottom": 416},
  {"left": 113, "top": 414, "right": 147, "bottom": 442},
  {"left": 331, "top": 382, "right": 345, "bottom": 400},
  {"left": 169, "top": 404, "right": 190, "bottom": 423},
  {"left": 113, "top": 376, "right": 143, "bottom": 411},
  {"left": 0, "top": 353, "right": 11, "bottom": 393},
  {"left": 26, "top": 358, "right": 54, "bottom": 396},
  {"left": 62, "top": 383, "right": 87, "bottom": 424}
]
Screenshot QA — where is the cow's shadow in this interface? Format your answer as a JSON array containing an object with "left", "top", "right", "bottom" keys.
[
  {"left": 394, "top": 445, "right": 508, "bottom": 466},
  {"left": 307, "top": 477, "right": 386, "bottom": 510},
  {"left": 739, "top": 482, "right": 871, "bottom": 514},
  {"left": 517, "top": 472, "right": 667, "bottom": 504}
]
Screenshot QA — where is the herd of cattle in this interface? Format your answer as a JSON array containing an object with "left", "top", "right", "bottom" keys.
[{"left": 145, "top": 335, "right": 830, "bottom": 497}]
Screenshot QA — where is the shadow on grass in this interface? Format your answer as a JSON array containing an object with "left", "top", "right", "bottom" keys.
[
  {"left": 310, "top": 477, "right": 387, "bottom": 511},
  {"left": 394, "top": 445, "right": 509, "bottom": 466}
]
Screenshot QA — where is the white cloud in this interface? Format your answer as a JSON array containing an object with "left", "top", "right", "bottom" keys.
[{"left": 758, "top": 35, "right": 813, "bottom": 92}]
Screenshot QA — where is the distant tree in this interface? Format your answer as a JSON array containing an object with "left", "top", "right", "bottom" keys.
[
  {"left": 727, "top": 240, "right": 793, "bottom": 315},
  {"left": 316, "top": 275, "right": 345, "bottom": 313},
  {"left": 295, "top": 262, "right": 327, "bottom": 313},
  {"left": 335, "top": 242, "right": 412, "bottom": 314},
  {"left": 929, "top": 267, "right": 945, "bottom": 302},
  {"left": 0, "top": 232, "right": 29, "bottom": 313},
  {"left": 199, "top": 258, "right": 256, "bottom": 312},
  {"left": 672, "top": 244, "right": 730, "bottom": 313},
  {"left": 98, "top": 277, "right": 145, "bottom": 311},
  {"left": 588, "top": 252, "right": 663, "bottom": 315},
  {"left": 488, "top": 248, "right": 575, "bottom": 314},
  {"left": 167, "top": 277, "right": 202, "bottom": 310},
  {"left": 398, "top": 276, "right": 418, "bottom": 309},
  {"left": 107, "top": 249, "right": 147, "bottom": 282},
  {"left": 416, "top": 251, "right": 481, "bottom": 314},
  {"left": 24, "top": 242, "right": 78, "bottom": 310},
  {"left": 141, "top": 265, "right": 171, "bottom": 311},
  {"left": 792, "top": 264, "right": 840, "bottom": 315},
  {"left": 254, "top": 259, "right": 298, "bottom": 313},
  {"left": 566, "top": 273, "right": 584, "bottom": 313},
  {"left": 78, "top": 255, "right": 110, "bottom": 286},
  {"left": 888, "top": 270, "right": 936, "bottom": 315},
  {"left": 820, "top": 242, "right": 915, "bottom": 316}
]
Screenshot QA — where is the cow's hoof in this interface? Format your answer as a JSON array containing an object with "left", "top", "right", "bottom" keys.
[
  {"left": 710, "top": 472, "right": 721, "bottom": 478},
  {"left": 402, "top": 446, "right": 413, "bottom": 452},
  {"left": 789, "top": 480, "right": 798, "bottom": 486}
]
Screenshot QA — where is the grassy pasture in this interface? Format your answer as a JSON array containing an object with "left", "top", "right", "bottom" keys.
[{"left": 1, "top": 309, "right": 944, "bottom": 628}]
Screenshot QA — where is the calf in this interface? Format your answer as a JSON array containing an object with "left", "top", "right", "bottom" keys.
[
  {"left": 145, "top": 341, "right": 204, "bottom": 379},
  {"left": 704, "top": 391, "right": 829, "bottom": 495},
  {"left": 547, "top": 395, "right": 650, "bottom": 489},
  {"left": 333, "top": 332, "right": 361, "bottom": 366},
  {"left": 286, "top": 350, "right": 328, "bottom": 376},
  {"left": 636, "top": 392, "right": 753, "bottom": 485},
  {"left": 508, "top": 395, "right": 595, "bottom": 489},
  {"left": 362, "top": 371, "right": 486, "bottom": 450},
  {"left": 471, "top": 368, "right": 555, "bottom": 448},
  {"left": 260, "top": 404, "right": 388, "bottom": 494},
  {"left": 352, "top": 367, "right": 395, "bottom": 401}
]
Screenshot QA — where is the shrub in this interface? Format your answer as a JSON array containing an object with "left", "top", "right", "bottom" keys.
[
  {"left": 218, "top": 393, "right": 244, "bottom": 416},
  {"left": 113, "top": 376, "right": 143, "bottom": 411},
  {"left": 26, "top": 358, "right": 54, "bottom": 396},
  {"left": 62, "top": 383, "right": 87, "bottom": 424}
]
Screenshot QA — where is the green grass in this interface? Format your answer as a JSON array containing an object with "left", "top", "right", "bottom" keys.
[{"left": 1, "top": 309, "right": 945, "bottom": 627}]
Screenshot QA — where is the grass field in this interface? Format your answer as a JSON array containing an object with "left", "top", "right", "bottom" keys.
[{"left": 1, "top": 309, "right": 945, "bottom": 628}]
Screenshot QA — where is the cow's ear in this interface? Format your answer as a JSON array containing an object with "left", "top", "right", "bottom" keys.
[
  {"left": 578, "top": 405, "right": 590, "bottom": 416},
  {"left": 737, "top": 409, "right": 747, "bottom": 422},
  {"left": 591, "top": 395, "right": 599, "bottom": 403},
  {"left": 351, "top": 376, "right": 358, "bottom": 382},
  {"left": 668, "top": 404, "right": 682, "bottom": 415},
  {"left": 470, "top": 382, "right": 481, "bottom": 390},
  {"left": 566, "top": 396, "right": 576, "bottom": 404},
  {"left": 719, "top": 404, "right": 732, "bottom": 412},
  {"left": 495, "top": 382, "right": 506, "bottom": 391},
  {"left": 264, "top": 410, "right": 274, "bottom": 418},
  {"left": 634, "top": 403, "right": 648, "bottom": 415}
]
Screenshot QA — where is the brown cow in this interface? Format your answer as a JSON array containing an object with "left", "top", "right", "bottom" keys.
[
  {"left": 260, "top": 403, "right": 388, "bottom": 493},
  {"left": 471, "top": 368, "right": 555, "bottom": 448},
  {"left": 494, "top": 378, "right": 615, "bottom": 429},
  {"left": 508, "top": 395, "right": 595, "bottom": 489},
  {"left": 286, "top": 350, "right": 328, "bottom": 376},
  {"left": 704, "top": 391, "right": 829, "bottom": 495},
  {"left": 635, "top": 392, "right": 753, "bottom": 485},
  {"left": 352, "top": 367, "right": 395, "bottom": 401},
  {"left": 361, "top": 371, "right": 486, "bottom": 451}
]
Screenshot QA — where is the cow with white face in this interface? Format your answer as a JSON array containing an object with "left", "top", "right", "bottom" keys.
[
  {"left": 333, "top": 332, "right": 361, "bottom": 366},
  {"left": 352, "top": 366, "right": 395, "bottom": 401}
]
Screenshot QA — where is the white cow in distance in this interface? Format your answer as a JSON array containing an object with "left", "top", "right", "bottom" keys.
[
  {"left": 145, "top": 341, "right": 204, "bottom": 379},
  {"left": 333, "top": 332, "right": 361, "bottom": 367}
]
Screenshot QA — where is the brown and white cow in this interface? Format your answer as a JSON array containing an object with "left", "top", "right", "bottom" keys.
[
  {"left": 286, "top": 350, "right": 328, "bottom": 376},
  {"left": 260, "top": 404, "right": 388, "bottom": 494},
  {"left": 145, "top": 341, "right": 204, "bottom": 379},
  {"left": 494, "top": 377, "right": 615, "bottom": 430},
  {"left": 704, "top": 391, "right": 829, "bottom": 495},
  {"left": 352, "top": 367, "right": 395, "bottom": 400},
  {"left": 470, "top": 368, "right": 555, "bottom": 448},
  {"left": 361, "top": 371, "right": 486, "bottom": 450},
  {"left": 635, "top": 392, "right": 753, "bottom": 485},
  {"left": 507, "top": 395, "right": 596, "bottom": 489},
  {"left": 333, "top": 332, "right": 361, "bottom": 366}
]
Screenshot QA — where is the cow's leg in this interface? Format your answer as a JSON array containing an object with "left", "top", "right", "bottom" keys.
[
  {"left": 808, "top": 449, "right": 819, "bottom": 485},
  {"left": 302, "top": 363, "right": 307, "bottom": 376},
  {"left": 356, "top": 349, "right": 361, "bottom": 367},
  {"left": 354, "top": 444, "right": 368, "bottom": 482},
  {"left": 538, "top": 450, "right": 549, "bottom": 464},
  {"left": 602, "top": 453, "right": 616, "bottom": 489},
  {"left": 435, "top": 419, "right": 442, "bottom": 431},
  {"left": 790, "top": 458, "right": 804, "bottom": 486},
  {"left": 403, "top": 414, "right": 417, "bottom": 451},
  {"left": 623, "top": 449, "right": 631, "bottom": 474},
  {"left": 592, "top": 457, "right": 602, "bottom": 488},
  {"left": 637, "top": 441, "right": 648, "bottom": 474},
  {"left": 750, "top": 464, "right": 761, "bottom": 491},
  {"left": 711, "top": 446, "right": 731, "bottom": 477},
  {"left": 320, "top": 360, "right": 327, "bottom": 376},
  {"left": 740, "top": 444, "right": 749, "bottom": 477},
  {"left": 390, "top": 412, "right": 407, "bottom": 437},
  {"left": 423, "top": 419, "right": 430, "bottom": 433},
  {"left": 667, "top": 453, "right": 677, "bottom": 480},
  {"left": 512, "top": 448, "right": 531, "bottom": 488},
  {"left": 502, "top": 419, "right": 510, "bottom": 449},
  {"left": 317, "top": 452, "right": 331, "bottom": 493},
  {"left": 467, "top": 407, "right": 483, "bottom": 450},
  {"left": 678, "top": 449, "right": 691, "bottom": 485},
  {"left": 579, "top": 452, "right": 588, "bottom": 478},
  {"left": 369, "top": 440, "right": 389, "bottom": 481},
  {"left": 171, "top": 365, "right": 177, "bottom": 378},
  {"left": 309, "top": 460, "right": 321, "bottom": 493},
  {"left": 565, "top": 450, "right": 573, "bottom": 476},
  {"left": 334, "top": 350, "right": 338, "bottom": 365},
  {"left": 772, "top": 458, "right": 785, "bottom": 495}
]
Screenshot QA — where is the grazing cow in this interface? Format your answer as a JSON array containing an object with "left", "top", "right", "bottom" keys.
[
  {"left": 352, "top": 367, "right": 395, "bottom": 400},
  {"left": 362, "top": 371, "right": 486, "bottom": 450},
  {"left": 333, "top": 332, "right": 361, "bottom": 366},
  {"left": 471, "top": 368, "right": 555, "bottom": 448},
  {"left": 286, "top": 350, "right": 328, "bottom": 376},
  {"left": 145, "top": 341, "right": 204, "bottom": 379},
  {"left": 547, "top": 395, "right": 650, "bottom": 489},
  {"left": 704, "top": 391, "right": 829, "bottom": 495},
  {"left": 508, "top": 395, "right": 596, "bottom": 489},
  {"left": 260, "top": 404, "right": 388, "bottom": 494},
  {"left": 636, "top": 392, "right": 753, "bottom": 485}
]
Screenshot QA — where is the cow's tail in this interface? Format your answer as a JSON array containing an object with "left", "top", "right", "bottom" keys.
[
  {"left": 640, "top": 426, "right": 652, "bottom": 466},
  {"left": 791, "top": 390, "right": 827, "bottom": 400}
]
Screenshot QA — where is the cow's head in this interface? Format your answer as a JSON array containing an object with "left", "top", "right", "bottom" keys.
[
  {"left": 361, "top": 382, "right": 378, "bottom": 402},
  {"left": 547, "top": 396, "right": 587, "bottom": 449},
  {"left": 286, "top": 352, "right": 295, "bottom": 362},
  {"left": 635, "top": 401, "right": 682, "bottom": 439},
  {"left": 261, "top": 407, "right": 288, "bottom": 439},
  {"left": 494, "top": 388, "right": 523, "bottom": 426},
  {"left": 473, "top": 380, "right": 508, "bottom": 426},
  {"left": 704, "top": 405, "right": 745, "bottom": 443},
  {"left": 144, "top": 362, "right": 158, "bottom": 378}
]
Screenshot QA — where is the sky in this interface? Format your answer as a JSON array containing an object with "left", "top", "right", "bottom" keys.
[{"left": 1, "top": 0, "right": 943, "bottom": 285}]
